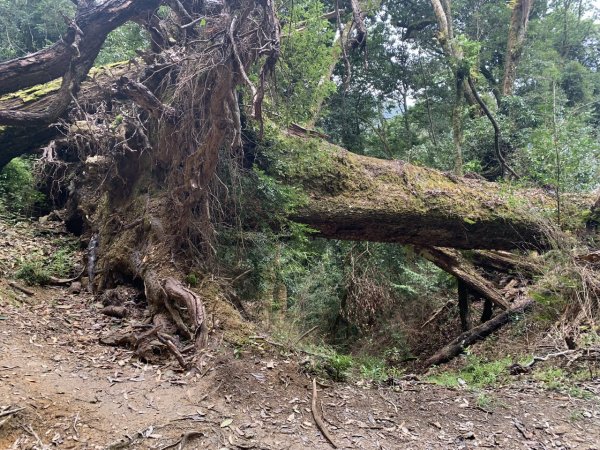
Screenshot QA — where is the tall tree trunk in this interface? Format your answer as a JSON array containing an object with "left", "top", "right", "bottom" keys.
[{"left": 502, "top": 0, "right": 535, "bottom": 96}]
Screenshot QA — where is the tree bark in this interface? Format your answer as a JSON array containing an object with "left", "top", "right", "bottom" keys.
[
  {"left": 502, "top": 0, "right": 535, "bottom": 96},
  {"left": 0, "top": 0, "right": 163, "bottom": 97},
  {"left": 457, "top": 279, "right": 471, "bottom": 331},
  {"left": 423, "top": 297, "right": 534, "bottom": 368},
  {"left": 416, "top": 247, "right": 510, "bottom": 309},
  {"left": 272, "top": 131, "right": 592, "bottom": 251}
]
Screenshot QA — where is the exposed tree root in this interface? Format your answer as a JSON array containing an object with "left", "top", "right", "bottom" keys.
[{"left": 311, "top": 378, "right": 339, "bottom": 448}]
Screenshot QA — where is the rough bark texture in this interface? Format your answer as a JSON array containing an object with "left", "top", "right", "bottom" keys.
[
  {"left": 263, "top": 131, "right": 592, "bottom": 250},
  {"left": 417, "top": 247, "right": 510, "bottom": 309},
  {"left": 0, "top": 0, "right": 163, "bottom": 97},
  {"left": 502, "top": 0, "right": 535, "bottom": 96}
]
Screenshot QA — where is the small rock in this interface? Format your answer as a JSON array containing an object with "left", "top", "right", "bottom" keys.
[{"left": 69, "top": 281, "right": 82, "bottom": 294}]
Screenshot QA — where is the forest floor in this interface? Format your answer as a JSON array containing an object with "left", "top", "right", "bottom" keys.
[{"left": 1, "top": 220, "right": 600, "bottom": 450}]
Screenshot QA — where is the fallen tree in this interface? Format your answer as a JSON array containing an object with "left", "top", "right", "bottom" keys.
[
  {"left": 258, "top": 130, "right": 593, "bottom": 250},
  {"left": 0, "top": 0, "right": 595, "bottom": 366}
]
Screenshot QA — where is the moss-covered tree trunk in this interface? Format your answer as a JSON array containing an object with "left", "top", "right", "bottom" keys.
[{"left": 259, "top": 130, "right": 594, "bottom": 251}]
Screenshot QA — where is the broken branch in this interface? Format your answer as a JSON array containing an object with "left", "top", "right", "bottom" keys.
[{"left": 311, "top": 378, "right": 339, "bottom": 448}]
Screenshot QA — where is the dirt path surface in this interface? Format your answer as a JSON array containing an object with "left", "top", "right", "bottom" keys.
[{"left": 1, "top": 221, "right": 600, "bottom": 449}]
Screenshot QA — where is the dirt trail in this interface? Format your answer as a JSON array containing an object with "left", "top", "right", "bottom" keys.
[{"left": 1, "top": 221, "right": 600, "bottom": 449}]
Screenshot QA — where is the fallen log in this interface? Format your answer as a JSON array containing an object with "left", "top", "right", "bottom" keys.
[
  {"left": 261, "top": 132, "right": 595, "bottom": 250},
  {"left": 422, "top": 297, "right": 534, "bottom": 369}
]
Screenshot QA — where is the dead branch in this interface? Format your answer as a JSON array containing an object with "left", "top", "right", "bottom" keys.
[
  {"left": 311, "top": 378, "right": 339, "bottom": 448},
  {"left": 418, "top": 247, "right": 510, "bottom": 310},
  {"left": 228, "top": 17, "right": 257, "bottom": 114},
  {"left": 423, "top": 297, "right": 534, "bottom": 369},
  {"left": 7, "top": 281, "right": 34, "bottom": 296},
  {"left": 467, "top": 76, "right": 519, "bottom": 179},
  {"left": 509, "top": 348, "right": 600, "bottom": 374},
  {"left": 0, "top": 0, "right": 163, "bottom": 96},
  {"left": 293, "top": 325, "right": 319, "bottom": 346},
  {"left": 0, "top": 407, "right": 26, "bottom": 418},
  {"left": 421, "top": 299, "right": 453, "bottom": 328}
]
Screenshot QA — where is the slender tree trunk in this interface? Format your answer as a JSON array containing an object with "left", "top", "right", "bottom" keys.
[
  {"left": 457, "top": 279, "right": 471, "bottom": 331},
  {"left": 452, "top": 83, "right": 464, "bottom": 176},
  {"left": 502, "top": 0, "right": 535, "bottom": 96}
]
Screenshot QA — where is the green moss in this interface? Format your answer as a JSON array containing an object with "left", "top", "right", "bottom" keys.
[
  {"left": 0, "top": 78, "right": 61, "bottom": 103},
  {"left": 0, "top": 61, "right": 129, "bottom": 105}
]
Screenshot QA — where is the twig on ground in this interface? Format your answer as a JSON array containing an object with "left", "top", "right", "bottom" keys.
[
  {"left": 0, "top": 406, "right": 25, "bottom": 418},
  {"left": 23, "top": 423, "right": 44, "bottom": 447},
  {"left": 160, "top": 431, "right": 204, "bottom": 450},
  {"left": 508, "top": 348, "right": 600, "bottom": 374},
  {"left": 311, "top": 378, "right": 339, "bottom": 448},
  {"left": 8, "top": 281, "right": 34, "bottom": 296},
  {"left": 72, "top": 411, "right": 80, "bottom": 437},
  {"left": 378, "top": 389, "right": 398, "bottom": 413}
]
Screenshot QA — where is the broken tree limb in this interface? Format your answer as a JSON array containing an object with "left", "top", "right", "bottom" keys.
[
  {"left": 421, "top": 300, "right": 453, "bottom": 328},
  {"left": 423, "top": 297, "right": 534, "bottom": 369},
  {"left": 0, "top": 0, "right": 162, "bottom": 96},
  {"left": 311, "top": 378, "right": 339, "bottom": 448},
  {"left": 417, "top": 247, "right": 510, "bottom": 310},
  {"left": 472, "top": 250, "right": 541, "bottom": 276}
]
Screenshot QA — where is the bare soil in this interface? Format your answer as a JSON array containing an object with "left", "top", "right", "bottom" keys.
[{"left": 1, "top": 220, "right": 599, "bottom": 449}]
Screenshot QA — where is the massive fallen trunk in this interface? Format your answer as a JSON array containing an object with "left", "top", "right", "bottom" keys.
[{"left": 260, "top": 131, "right": 592, "bottom": 250}]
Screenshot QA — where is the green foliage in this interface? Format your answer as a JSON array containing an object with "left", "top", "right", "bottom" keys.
[
  {"left": 15, "top": 245, "right": 76, "bottom": 285},
  {"left": 0, "top": 157, "right": 45, "bottom": 217},
  {"left": 15, "top": 259, "right": 51, "bottom": 285},
  {"left": 532, "top": 366, "right": 593, "bottom": 399},
  {"left": 0, "top": 0, "right": 74, "bottom": 61},
  {"left": 325, "top": 353, "right": 353, "bottom": 381},
  {"left": 96, "top": 23, "right": 149, "bottom": 65},
  {"left": 272, "top": 0, "right": 336, "bottom": 124},
  {"left": 185, "top": 272, "right": 199, "bottom": 287},
  {"left": 428, "top": 356, "right": 511, "bottom": 388},
  {"left": 475, "top": 393, "right": 497, "bottom": 410}
]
